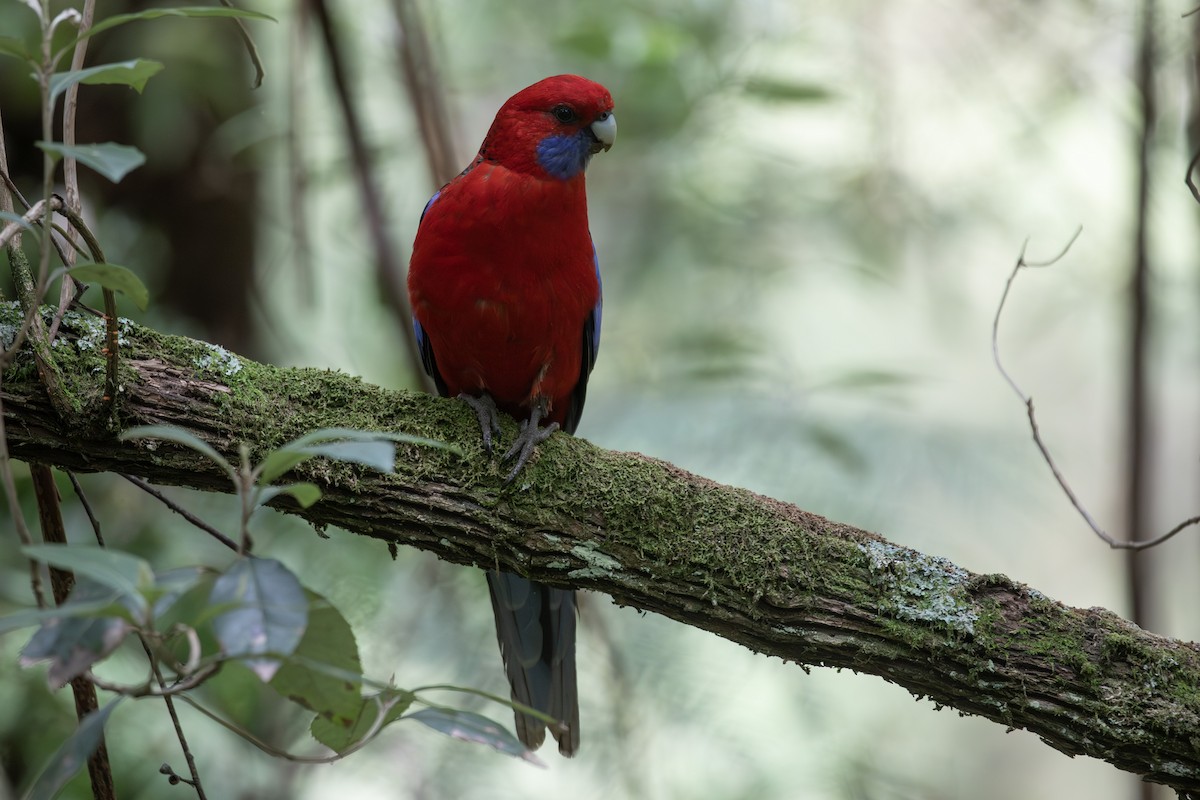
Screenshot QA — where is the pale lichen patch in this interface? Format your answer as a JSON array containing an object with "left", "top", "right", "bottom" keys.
[{"left": 859, "top": 540, "right": 978, "bottom": 635}]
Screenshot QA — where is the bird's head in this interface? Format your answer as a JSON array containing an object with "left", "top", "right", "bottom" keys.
[{"left": 479, "top": 75, "right": 616, "bottom": 181}]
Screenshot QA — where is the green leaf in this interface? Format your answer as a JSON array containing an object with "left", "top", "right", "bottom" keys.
[
  {"left": 65, "top": 7, "right": 277, "bottom": 54},
  {"left": 49, "top": 59, "right": 164, "bottom": 103},
  {"left": 743, "top": 77, "right": 835, "bottom": 103},
  {"left": 408, "top": 708, "right": 542, "bottom": 764},
  {"left": 258, "top": 427, "right": 457, "bottom": 485},
  {"left": 151, "top": 572, "right": 223, "bottom": 669},
  {"left": 148, "top": 567, "right": 206, "bottom": 618},
  {"left": 0, "top": 598, "right": 125, "bottom": 636},
  {"left": 36, "top": 141, "right": 145, "bottom": 183},
  {"left": 23, "top": 697, "right": 123, "bottom": 800},
  {"left": 0, "top": 36, "right": 33, "bottom": 62},
  {"left": 19, "top": 578, "right": 134, "bottom": 688},
  {"left": 120, "top": 425, "right": 234, "bottom": 478},
  {"left": 257, "top": 482, "right": 322, "bottom": 509},
  {"left": 66, "top": 262, "right": 149, "bottom": 310},
  {"left": 21, "top": 545, "right": 151, "bottom": 619},
  {"left": 211, "top": 557, "right": 307, "bottom": 682},
  {"left": 311, "top": 689, "right": 413, "bottom": 754},
  {"left": 269, "top": 591, "right": 365, "bottom": 729}
]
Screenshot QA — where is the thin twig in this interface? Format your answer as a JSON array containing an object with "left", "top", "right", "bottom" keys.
[
  {"left": 219, "top": 0, "right": 266, "bottom": 88},
  {"left": 87, "top": 663, "right": 220, "bottom": 698},
  {"left": 117, "top": 474, "right": 239, "bottom": 551},
  {"left": 50, "top": 0, "right": 94, "bottom": 344},
  {"left": 0, "top": 196, "right": 62, "bottom": 251},
  {"left": 176, "top": 691, "right": 403, "bottom": 764},
  {"left": 1185, "top": 148, "right": 1200, "bottom": 205},
  {"left": 992, "top": 230, "right": 1200, "bottom": 552},
  {"left": 66, "top": 471, "right": 106, "bottom": 547},
  {"left": 51, "top": 202, "right": 120, "bottom": 411}
]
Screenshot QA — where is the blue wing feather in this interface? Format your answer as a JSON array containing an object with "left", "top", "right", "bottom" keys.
[{"left": 414, "top": 191, "right": 448, "bottom": 395}]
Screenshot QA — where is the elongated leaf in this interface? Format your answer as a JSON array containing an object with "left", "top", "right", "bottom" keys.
[
  {"left": 270, "top": 592, "right": 364, "bottom": 729},
  {"left": 19, "top": 578, "right": 133, "bottom": 688},
  {"left": 120, "top": 425, "right": 233, "bottom": 477},
  {"left": 149, "top": 567, "right": 206, "bottom": 618},
  {"left": 211, "top": 557, "right": 307, "bottom": 682},
  {"left": 49, "top": 59, "right": 164, "bottom": 103},
  {"left": 256, "top": 482, "right": 322, "bottom": 509},
  {"left": 743, "top": 77, "right": 834, "bottom": 103},
  {"left": 311, "top": 690, "right": 413, "bottom": 754},
  {"left": 66, "top": 7, "right": 276, "bottom": 53},
  {"left": 408, "top": 708, "right": 542, "bottom": 764},
  {"left": 36, "top": 141, "right": 145, "bottom": 183},
  {"left": 0, "top": 598, "right": 124, "bottom": 636},
  {"left": 258, "top": 427, "right": 456, "bottom": 485},
  {"left": 286, "top": 427, "right": 455, "bottom": 452},
  {"left": 23, "top": 698, "right": 123, "bottom": 800},
  {"left": 0, "top": 36, "right": 32, "bottom": 61},
  {"left": 67, "top": 262, "right": 149, "bottom": 310},
  {"left": 258, "top": 441, "right": 395, "bottom": 483},
  {"left": 21, "top": 545, "right": 150, "bottom": 618}
]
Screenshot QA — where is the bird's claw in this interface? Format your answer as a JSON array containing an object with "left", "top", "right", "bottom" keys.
[
  {"left": 459, "top": 392, "right": 503, "bottom": 454},
  {"left": 502, "top": 419, "right": 558, "bottom": 484}
]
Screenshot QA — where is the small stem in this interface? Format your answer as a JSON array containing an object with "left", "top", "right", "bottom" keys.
[
  {"left": 140, "top": 638, "right": 208, "bottom": 800},
  {"left": 117, "top": 474, "right": 239, "bottom": 551}
]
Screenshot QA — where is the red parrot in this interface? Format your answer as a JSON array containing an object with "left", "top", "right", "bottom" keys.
[{"left": 407, "top": 75, "right": 615, "bottom": 756}]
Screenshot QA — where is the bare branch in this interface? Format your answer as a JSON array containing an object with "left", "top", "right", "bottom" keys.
[{"left": 992, "top": 232, "right": 1200, "bottom": 551}]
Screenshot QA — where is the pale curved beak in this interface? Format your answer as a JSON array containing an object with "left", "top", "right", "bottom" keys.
[{"left": 589, "top": 111, "right": 617, "bottom": 153}]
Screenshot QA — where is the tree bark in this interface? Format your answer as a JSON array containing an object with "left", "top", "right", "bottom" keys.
[{"left": 3, "top": 303, "right": 1200, "bottom": 795}]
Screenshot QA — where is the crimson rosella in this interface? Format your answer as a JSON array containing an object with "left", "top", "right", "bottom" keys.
[{"left": 407, "top": 75, "right": 616, "bottom": 756}]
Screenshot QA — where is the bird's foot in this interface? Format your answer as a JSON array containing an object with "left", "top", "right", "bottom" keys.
[
  {"left": 458, "top": 392, "right": 503, "bottom": 454},
  {"left": 502, "top": 402, "right": 558, "bottom": 485}
]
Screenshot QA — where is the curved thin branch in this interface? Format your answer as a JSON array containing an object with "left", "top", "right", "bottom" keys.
[{"left": 991, "top": 232, "right": 1200, "bottom": 551}]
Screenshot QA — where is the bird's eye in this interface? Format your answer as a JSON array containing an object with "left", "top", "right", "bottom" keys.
[{"left": 552, "top": 104, "right": 577, "bottom": 124}]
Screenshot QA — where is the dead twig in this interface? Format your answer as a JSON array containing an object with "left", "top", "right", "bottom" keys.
[{"left": 992, "top": 229, "right": 1200, "bottom": 551}]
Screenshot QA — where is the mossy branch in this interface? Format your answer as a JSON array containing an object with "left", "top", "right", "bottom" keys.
[{"left": 2, "top": 304, "right": 1199, "bottom": 794}]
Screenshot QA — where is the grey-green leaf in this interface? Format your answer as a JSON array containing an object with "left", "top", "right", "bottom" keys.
[
  {"left": 257, "top": 482, "right": 322, "bottom": 509},
  {"left": 211, "top": 557, "right": 308, "bottom": 682},
  {"left": 49, "top": 59, "right": 164, "bottom": 103},
  {"left": 21, "top": 545, "right": 150, "bottom": 619},
  {"left": 67, "top": 262, "right": 150, "bottom": 310},
  {"left": 408, "top": 708, "right": 543, "bottom": 764},
  {"left": 36, "top": 141, "right": 146, "bottom": 183},
  {"left": 23, "top": 698, "right": 123, "bottom": 800},
  {"left": 19, "top": 578, "right": 134, "bottom": 688},
  {"left": 120, "top": 425, "right": 233, "bottom": 477}
]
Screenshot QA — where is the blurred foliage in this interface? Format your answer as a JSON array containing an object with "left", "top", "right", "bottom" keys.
[{"left": 2, "top": 0, "right": 1199, "bottom": 799}]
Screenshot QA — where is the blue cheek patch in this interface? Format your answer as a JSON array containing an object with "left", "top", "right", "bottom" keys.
[{"left": 536, "top": 132, "right": 591, "bottom": 180}]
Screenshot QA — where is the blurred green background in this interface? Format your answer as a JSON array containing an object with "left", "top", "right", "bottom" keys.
[{"left": 2, "top": 0, "right": 1199, "bottom": 798}]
